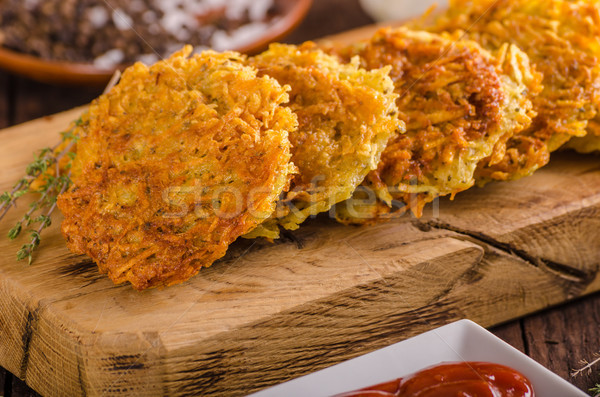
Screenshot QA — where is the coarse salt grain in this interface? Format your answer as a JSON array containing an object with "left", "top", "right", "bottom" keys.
[
  {"left": 152, "top": 0, "right": 275, "bottom": 51},
  {"left": 142, "top": 10, "right": 158, "bottom": 23},
  {"left": 211, "top": 21, "right": 272, "bottom": 51},
  {"left": 160, "top": 9, "right": 197, "bottom": 41},
  {"left": 112, "top": 8, "right": 133, "bottom": 31},
  {"left": 94, "top": 48, "right": 125, "bottom": 69},
  {"left": 137, "top": 53, "right": 160, "bottom": 65},
  {"left": 249, "top": 0, "right": 274, "bottom": 21},
  {"left": 87, "top": 6, "right": 109, "bottom": 29},
  {"left": 7, "top": 0, "right": 278, "bottom": 66}
]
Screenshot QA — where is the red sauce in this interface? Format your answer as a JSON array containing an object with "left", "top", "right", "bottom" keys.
[{"left": 334, "top": 362, "right": 535, "bottom": 397}]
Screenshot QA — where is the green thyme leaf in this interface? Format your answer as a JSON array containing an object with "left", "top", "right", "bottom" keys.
[
  {"left": 16, "top": 245, "right": 30, "bottom": 261},
  {"left": 13, "top": 190, "right": 27, "bottom": 199},
  {"left": 34, "top": 215, "right": 52, "bottom": 227},
  {"left": 8, "top": 223, "right": 22, "bottom": 240},
  {"left": 0, "top": 192, "right": 11, "bottom": 203},
  {"left": 3, "top": 118, "right": 79, "bottom": 265}
]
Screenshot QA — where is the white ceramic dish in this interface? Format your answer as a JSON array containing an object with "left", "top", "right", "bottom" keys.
[{"left": 250, "top": 319, "right": 587, "bottom": 397}]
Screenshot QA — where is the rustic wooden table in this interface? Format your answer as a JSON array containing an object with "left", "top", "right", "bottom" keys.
[{"left": 0, "top": 1, "right": 599, "bottom": 396}]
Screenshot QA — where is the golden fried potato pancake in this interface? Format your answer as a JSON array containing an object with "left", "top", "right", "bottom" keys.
[
  {"left": 245, "top": 43, "right": 401, "bottom": 238},
  {"left": 428, "top": 0, "right": 600, "bottom": 180},
  {"left": 334, "top": 28, "right": 535, "bottom": 223},
  {"left": 57, "top": 47, "right": 297, "bottom": 290},
  {"left": 564, "top": 136, "right": 600, "bottom": 153},
  {"left": 563, "top": 120, "right": 600, "bottom": 153}
]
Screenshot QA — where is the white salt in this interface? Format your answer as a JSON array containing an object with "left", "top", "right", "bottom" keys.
[
  {"left": 142, "top": 10, "right": 158, "bottom": 23},
  {"left": 137, "top": 53, "right": 160, "bottom": 65},
  {"left": 94, "top": 48, "right": 125, "bottom": 69},
  {"left": 211, "top": 21, "right": 271, "bottom": 51},
  {"left": 87, "top": 6, "right": 109, "bottom": 28},
  {"left": 152, "top": 0, "right": 275, "bottom": 48},
  {"left": 112, "top": 8, "right": 133, "bottom": 31},
  {"left": 248, "top": 0, "right": 274, "bottom": 21},
  {"left": 160, "top": 9, "right": 197, "bottom": 41}
]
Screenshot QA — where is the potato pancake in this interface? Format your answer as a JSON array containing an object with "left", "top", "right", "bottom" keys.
[
  {"left": 334, "top": 28, "right": 535, "bottom": 223},
  {"left": 57, "top": 47, "right": 297, "bottom": 290},
  {"left": 428, "top": 0, "right": 600, "bottom": 181},
  {"left": 563, "top": 120, "right": 600, "bottom": 153},
  {"left": 245, "top": 43, "right": 401, "bottom": 238}
]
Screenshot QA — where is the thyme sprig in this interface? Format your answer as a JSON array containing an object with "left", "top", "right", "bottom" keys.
[
  {"left": 572, "top": 354, "right": 600, "bottom": 378},
  {"left": 15, "top": 174, "right": 70, "bottom": 265},
  {"left": 1, "top": 70, "right": 120, "bottom": 264},
  {"left": 2, "top": 122, "right": 80, "bottom": 263},
  {"left": 571, "top": 353, "right": 600, "bottom": 396},
  {"left": 0, "top": 144, "right": 58, "bottom": 222}
]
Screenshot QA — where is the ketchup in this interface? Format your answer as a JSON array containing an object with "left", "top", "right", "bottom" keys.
[{"left": 334, "top": 362, "right": 535, "bottom": 397}]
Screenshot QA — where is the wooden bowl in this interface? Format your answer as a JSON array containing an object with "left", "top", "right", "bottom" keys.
[{"left": 0, "top": 0, "right": 313, "bottom": 86}]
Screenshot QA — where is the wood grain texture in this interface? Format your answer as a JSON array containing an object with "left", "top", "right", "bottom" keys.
[
  {"left": 11, "top": 77, "right": 99, "bottom": 125},
  {"left": 490, "top": 322, "right": 526, "bottom": 355},
  {"left": 1, "top": 21, "right": 600, "bottom": 397},
  {"left": 0, "top": 71, "right": 12, "bottom": 128},
  {"left": 0, "top": 71, "right": 12, "bottom": 397},
  {"left": 492, "top": 294, "right": 600, "bottom": 394},
  {"left": 0, "top": 104, "right": 599, "bottom": 396},
  {"left": 524, "top": 292, "right": 600, "bottom": 393}
]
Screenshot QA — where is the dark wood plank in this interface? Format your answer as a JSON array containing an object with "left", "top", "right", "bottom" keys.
[
  {"left": 12, "top": 76, "right": 100, "bottom": 126},
  {"left": 283, "top": 0, "right": 374, "bottom": 44},
  {"left": 1, "top": 0, "right": 599, "bottom": 395},
  {"left": 0, "top": 71, "right": 12, "bottom": 128},
  {"left": 3, "top": 114, "right": 600, "bottom": 395},
  {"left": 5, "top": 59, "right": 99, "bottom": 397},
  {"left": 0, "top": 69, "right": 12, "bottom": 397},
  {"left": 523, "top": 292, "right": 600, "bottom": 394},
  {"left": 490, "top": 321, "right": 526, "bottom": 354},
  {"left": 0, "top": 1, "right": 369, "bottom": 394},
  {"left": 1, "top": 368, "right": 7, "bottom": 397},
  {"left": 10, "top": 376, "right": 40, "bottom": 397}
]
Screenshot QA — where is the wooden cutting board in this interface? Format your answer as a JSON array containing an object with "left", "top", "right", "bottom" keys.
[{"left": 1, "top": 25, "right": 600, "bottom": 397}]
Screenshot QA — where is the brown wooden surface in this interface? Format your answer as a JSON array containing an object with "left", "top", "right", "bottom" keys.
[{"left": 1, "top": 1, "right": 600, "bottom": 396}]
